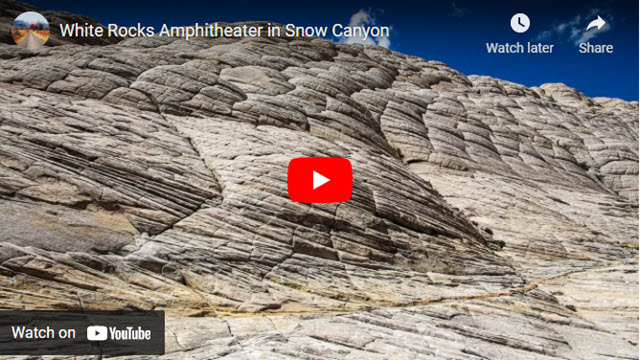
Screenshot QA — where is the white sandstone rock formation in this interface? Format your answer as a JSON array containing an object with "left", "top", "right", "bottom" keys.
[{"left": 0, "top": 6, "right": 637, "bottom": 359}]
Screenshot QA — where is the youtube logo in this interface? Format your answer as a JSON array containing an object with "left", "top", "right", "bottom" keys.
[
  {"left": 287, "top": 157, "right": 352, "bottom": 203},
  {"left": 86, "top": 325, "right": 108, "bottom": 341}
]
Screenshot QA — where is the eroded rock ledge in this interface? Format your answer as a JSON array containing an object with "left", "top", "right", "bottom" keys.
[{"left": 0, "top": 6, "right": 637, "bottom": 359}]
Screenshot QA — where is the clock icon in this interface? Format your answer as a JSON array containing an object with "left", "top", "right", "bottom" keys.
[{"left": 510, "top": 13, "right": 530, "bottom": 33}]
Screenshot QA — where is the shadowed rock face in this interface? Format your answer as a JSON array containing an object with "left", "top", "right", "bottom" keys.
[
  {"left": 0, "top": 0, "right": 122, "bottom": 47},
  {"left": 0, "top": 4, "right": 638, "bottom": 359}
]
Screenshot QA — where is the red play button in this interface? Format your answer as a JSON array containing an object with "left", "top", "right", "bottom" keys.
[{"left": 287, "top": 157, "right": 352, "bottom": 203}]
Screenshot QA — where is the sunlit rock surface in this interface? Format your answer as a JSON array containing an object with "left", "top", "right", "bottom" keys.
[{"left": 0, "top": 5, "right": 637, "bottom": 359}]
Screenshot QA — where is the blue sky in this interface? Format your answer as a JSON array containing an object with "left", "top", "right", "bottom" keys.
[
  {"left": 14, "top": 11, "right": 48, "bottom": 25},
  {"left": 28, "top": 0, "right": 639, "bottom": 100}
]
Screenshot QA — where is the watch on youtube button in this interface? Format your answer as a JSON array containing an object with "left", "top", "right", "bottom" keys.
[{"left": 287, "top": 157, "right": 352, "bottom": 203}]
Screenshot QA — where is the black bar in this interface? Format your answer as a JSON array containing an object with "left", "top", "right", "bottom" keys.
[{"left": 0, "top": 311, "right": 165, "bottom": 355}]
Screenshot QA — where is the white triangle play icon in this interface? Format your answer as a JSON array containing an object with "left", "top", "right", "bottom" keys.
[{"left": 313, "top": 171, "right": 330, "bottom": 190}]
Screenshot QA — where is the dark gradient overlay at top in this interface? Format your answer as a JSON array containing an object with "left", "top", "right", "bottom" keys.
[{"left": 24, "top": 0, "right": 640, "bottom": 100}]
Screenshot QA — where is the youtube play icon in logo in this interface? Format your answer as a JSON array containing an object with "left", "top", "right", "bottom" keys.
[{"left": 288, "top": 157, "right": 352, "bottom": 203}]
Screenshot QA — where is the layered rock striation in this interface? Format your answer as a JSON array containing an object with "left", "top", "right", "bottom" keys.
[{"left": 0, "top": 3, "right": 637, "bottom": 359}]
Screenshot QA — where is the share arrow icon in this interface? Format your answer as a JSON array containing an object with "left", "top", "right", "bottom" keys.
[{"left": 586, "top": 15, "right": 606, "bottom": 31}]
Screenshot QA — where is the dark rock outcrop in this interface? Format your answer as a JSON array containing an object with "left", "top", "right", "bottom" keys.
[
  {"left": 0, "top": 0, "right": 121, "bottom": 47},
  {"left": 0, "top": 2, "right": 637, "bottom": 359}
]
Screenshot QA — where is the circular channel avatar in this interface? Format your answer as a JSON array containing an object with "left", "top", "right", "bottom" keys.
[{"left": 11, "top": 11, "right": 50, "bottom": 50}]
